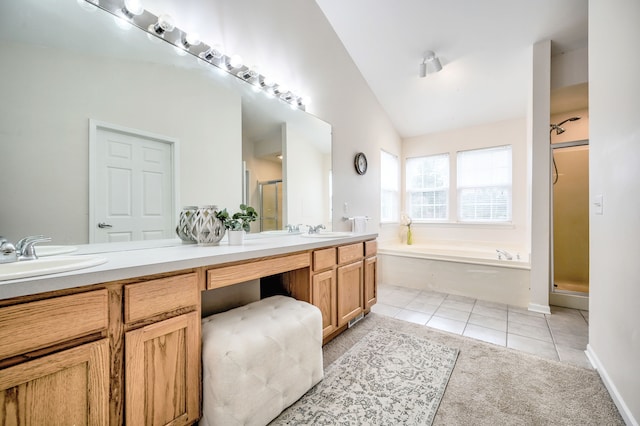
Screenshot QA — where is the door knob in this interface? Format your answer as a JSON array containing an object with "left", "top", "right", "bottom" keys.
[{"left": 97, "top": 222, "right": 113, "bottom": 229}]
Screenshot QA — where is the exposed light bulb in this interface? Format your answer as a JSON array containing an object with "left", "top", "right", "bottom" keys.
[
  {"left": 299, "top": 96, "right": 312, "bottom": 107},
  {"left": 122, "top": 0, "right": 144, "bottom": 18},
  {"left": 261, "top": 75, "right": 275, "bottom": 88},
  {"left": 227, "top": 54, "right": 243, "bottom": 69},
  {"left": 148, "top": 14, "right": 175, "bottom": 36},
  {"left": 181, "top": 32, "right": 201, "bottom": 49}
]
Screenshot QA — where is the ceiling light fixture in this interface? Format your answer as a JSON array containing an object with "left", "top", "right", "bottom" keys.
[{"left": 419, "top": 50, "right": 443, "bottom": 77}]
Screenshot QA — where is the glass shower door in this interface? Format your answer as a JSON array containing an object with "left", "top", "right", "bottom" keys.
[{"left": 259, "top": 180, "right": 283, "bottom": 231}]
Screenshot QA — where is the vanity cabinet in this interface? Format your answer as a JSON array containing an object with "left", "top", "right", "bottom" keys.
[
  {"left": 364, "top": 240, "right": 378, "bottom": 309},
  {"left": 0, "top": 290, "right": 110, "bottom": 425},
  {"left": 0, "top": 339, "right": 110, "bottom": 425},
  {"left": 0, "top": 236, "right": 376, "bottom": 424},
  {"left": 336, "top": 243, "right": 365, "bottom": 327},
  {"left": 123, "top": 272, "right": 201, "bottom": 426},
  {"left": 311, "top": 248, "right": 338, "bottom": 337}
]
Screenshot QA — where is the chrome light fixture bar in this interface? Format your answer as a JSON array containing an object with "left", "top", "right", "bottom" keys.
[{"left": 83, "top": 0, "right": 309, "bottom": 110}]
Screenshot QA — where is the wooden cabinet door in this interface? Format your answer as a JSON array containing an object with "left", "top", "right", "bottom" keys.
[
  {"left": 364, "top": 256, "right": 378, "bottom": 309},
  {"left": 336, "top": 261, "right": 364, "bottom": 327},
  {"left": 125, "top": 311, "right": 200, "bottom": 426},
  {"left": 0, "top": 339, "right": 110, "bottom": 425},
  {"left": 312, "top": 269, "right": 337, "bottom": 337}
]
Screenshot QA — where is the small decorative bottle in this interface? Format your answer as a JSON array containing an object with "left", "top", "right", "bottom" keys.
[{"left": 407, "top": 225, "right": 413, "bottom": 245}]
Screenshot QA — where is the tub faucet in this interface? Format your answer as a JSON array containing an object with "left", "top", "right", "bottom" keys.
[
  {"left": 496, "top": 249, "right": 513, "bottom": 260},
  {"left": 307, "top": 224, "right": 325, "bottom": 234}
]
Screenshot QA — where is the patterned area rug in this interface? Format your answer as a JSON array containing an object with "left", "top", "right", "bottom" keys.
[{"left": 271, "top": 327, "right": 459, "bottom": 425}]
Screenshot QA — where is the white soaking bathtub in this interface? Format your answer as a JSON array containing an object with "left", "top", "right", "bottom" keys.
[{"left": 378, "top": 243, "right": 531, "bottom": 307}]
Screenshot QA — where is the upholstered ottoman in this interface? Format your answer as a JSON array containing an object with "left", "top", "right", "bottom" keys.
[{"left": 200, "top": 295, "right": 324, "bottom": 426}]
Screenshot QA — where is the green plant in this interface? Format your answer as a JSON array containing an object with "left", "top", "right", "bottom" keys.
[{"left": 216, "top": 204, "right": 258, "bottom": 232}]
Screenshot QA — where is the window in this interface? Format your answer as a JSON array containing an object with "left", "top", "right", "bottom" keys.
[
  {"left": 406, "top": 154, "right": 449, "bottom": 220},
  {"left": 380, "top": 150, "right": 399, "bottom": 222},
  {"left": 457, "top": 145, "right": 512, "bottom": 222}
]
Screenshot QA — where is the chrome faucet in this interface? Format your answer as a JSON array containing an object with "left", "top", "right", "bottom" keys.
[
  {"left": 285, "top": 224, "right": 303, "bottom": 233},
  {"left": 0, "top": 237, "right": 17, "bottom": 264},
  {"left": 307, "top": 224, "right": 326, "bottom": 234},
  {"left": 17, "top": 235, "right": 52, "bottom": 261},
  {"left": 0, "top": 235, "right": 51, "bottom": 263},
  {"left": 496, "top": 249, "right": 513, "bottom": 260}
]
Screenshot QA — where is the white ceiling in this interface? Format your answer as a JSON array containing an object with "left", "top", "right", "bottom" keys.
[{"left": 314, "top": 0, "right": 588, "bottom": 138}]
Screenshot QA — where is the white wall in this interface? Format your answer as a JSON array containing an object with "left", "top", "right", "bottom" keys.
[
  {"left": 0, "top": 42, "right": 241, "bottom": 244},
  {"left": 588, "top": 0, "right": 640, "bottom": 424},
  {"left": 551, "top": 46, "right": 588, "bottom": 90},
  {"left": 400, "top": 118, "right": 529, "bottom": 252},
  {"left": 149, "top": 0, "right": 403, "bottom": 233}
]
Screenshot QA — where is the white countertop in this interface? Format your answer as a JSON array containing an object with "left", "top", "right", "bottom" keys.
[{"left": 0, "top": 233, "right": 378, "bottom": 300}]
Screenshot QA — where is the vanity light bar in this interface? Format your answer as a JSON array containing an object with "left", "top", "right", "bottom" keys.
[{"left": 84, "top": 0, "right": 308, "bottom": 110}]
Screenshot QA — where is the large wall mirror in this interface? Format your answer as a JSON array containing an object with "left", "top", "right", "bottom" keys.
[{"left": 0, "top": 0, "right": 331, "bottom": 246}]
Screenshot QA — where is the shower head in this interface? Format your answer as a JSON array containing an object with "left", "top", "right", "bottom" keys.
[
  {"left": 557, "top": 116, "right": 581, "bottom": 126},
  {"left": 550, "top": 116, "right": 581, "bottom": 135}
]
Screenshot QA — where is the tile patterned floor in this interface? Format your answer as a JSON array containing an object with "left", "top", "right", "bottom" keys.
[{"left": 372, "top": 284, "right": 592, "bottom": 369}]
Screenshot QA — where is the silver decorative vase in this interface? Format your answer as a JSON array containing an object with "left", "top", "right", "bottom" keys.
[
  {"left": 176, "top": 206, "right": 198, "bottom": 244},
  {"left": 192, "top": 205, "right": 225, "bottom": 246}
]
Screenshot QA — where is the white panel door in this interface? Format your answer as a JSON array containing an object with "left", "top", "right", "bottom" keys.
[{"left": 93, "top": 125, "right": 175, "bottom": 243}]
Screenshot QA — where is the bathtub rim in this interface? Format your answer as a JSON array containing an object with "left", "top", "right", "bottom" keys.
[{"left": 378, "top": 244, "right": 531, "bottom": 270}]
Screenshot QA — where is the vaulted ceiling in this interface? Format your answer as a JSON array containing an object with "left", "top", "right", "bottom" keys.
[{"left": 315, "top": 0, "right": 588, "bottom": 137}]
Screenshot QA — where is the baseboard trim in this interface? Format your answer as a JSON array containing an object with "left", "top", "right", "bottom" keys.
[
  {"left": 586, "top": 344, "right": 638, "bottom": 426},
  {"left": 528, "top": 302, "right": 551, "bottom": 314}
]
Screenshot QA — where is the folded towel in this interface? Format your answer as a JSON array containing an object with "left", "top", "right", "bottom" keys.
[{"left": 352, "top": 216, "right": 367, "bottom": 233}]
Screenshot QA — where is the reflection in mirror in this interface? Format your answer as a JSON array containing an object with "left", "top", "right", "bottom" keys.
[{"left": 0, "top": 0, "right": 331, "bottom": 246}]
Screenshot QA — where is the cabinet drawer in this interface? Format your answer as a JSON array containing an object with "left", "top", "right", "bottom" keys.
[
  {"left": 0, "top": 290, "right": 108, "bottom": 360},
  {"left": 125, "top": 273, "right": 199, "bottom": 324},
  {"left": 207, "top": 253, "right": 310, "bottom": 289},
  {"left": 365, "top": 240, "right": 377, "bottom": 257},
  {"left": 313, "top": 248, "right": 336, "bottom": 271},
  {"left": 337, "top": 243, "right": 364, "bottom": 265}
]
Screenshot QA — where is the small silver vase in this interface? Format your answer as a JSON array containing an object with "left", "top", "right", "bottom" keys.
[
  {"left": 191, "top": 205, "right": 225, "bottom": 246},
  {"left": 176, "top": 206, "right": 198, "bottom": 244}
]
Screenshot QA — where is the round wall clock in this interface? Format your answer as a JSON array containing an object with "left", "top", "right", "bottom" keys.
[{"left": 354, "top": 152, "right": 368, "bottom": 175}]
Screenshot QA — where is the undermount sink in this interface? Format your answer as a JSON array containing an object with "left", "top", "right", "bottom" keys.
[
  {"left": 0, "top": 255, "right": 107, "bottom": 282},
  {"left": 300, "top": 232, "right": 354, "bottom": 238},
  {"left": 37, "top": 245, "right": 78, "bottom": 256}
]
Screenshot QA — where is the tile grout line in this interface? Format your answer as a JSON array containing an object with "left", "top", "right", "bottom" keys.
[{"left": 544, "top": 311, "right": 562, "bottom": 362}]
